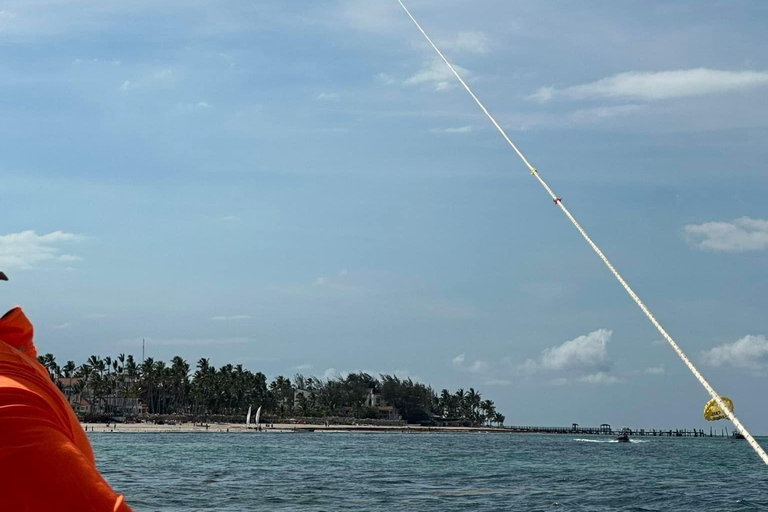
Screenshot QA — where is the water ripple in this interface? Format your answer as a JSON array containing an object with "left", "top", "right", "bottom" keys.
[{"left": 89, "top": 432, "right": 768, "bottom": 511}]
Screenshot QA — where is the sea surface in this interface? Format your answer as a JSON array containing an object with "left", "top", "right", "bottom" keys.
[{"left": 91, "top": 432, "right": 768, "bottom": 511}]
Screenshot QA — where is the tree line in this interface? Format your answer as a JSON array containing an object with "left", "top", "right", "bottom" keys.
[{"left": 37, "top": 353, "right": 505, "bottom": 426}]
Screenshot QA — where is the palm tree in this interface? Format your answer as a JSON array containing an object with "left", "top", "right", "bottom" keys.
[
  {"left": 439, "top": 389, "right": 451, "bottom": 417},
  {"left": 480, "top": 399, "right": 496, "bottom": 426},
  {"left": 170, "top": 356, "right": 190, "bottom": 414},
  {"left": 125, "top": 355, "right": 138, "bottom": 379},
  {"left": 466, "top": 388, "right": 482, "bottom": 425},
  {"left": 62, "top": 360, "right": 76, "bottom": 378},
  {"left": 34, "top": 351, "right": 508, "bottom": 427},
  {"left": 37, "top": 353, "right": 60, "bottom": 381},
  {"left": 140, "top": 357, "right": 155, "bottom": 413},
  {"left": 77, "top": 363, "right": 94, "bottom": 413}
]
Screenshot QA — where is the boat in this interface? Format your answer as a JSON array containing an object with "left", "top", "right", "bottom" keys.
[
  {"left": 616, "top": 427, "right": 630, "bottom": 442},
  {"left": 733, "top": 430, "right": 745, "bottom": 440}
]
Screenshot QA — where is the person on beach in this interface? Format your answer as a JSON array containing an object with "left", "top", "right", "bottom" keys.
[{"left": 0, "top": 304, "right": 135, "bottom": 511}]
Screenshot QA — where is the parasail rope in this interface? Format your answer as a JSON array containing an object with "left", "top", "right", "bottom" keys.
[{"left": 396, "top": 0, "right": 768, "bottom": 466}]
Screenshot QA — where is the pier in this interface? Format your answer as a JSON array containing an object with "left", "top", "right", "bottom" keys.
[{"left": 504, "top": 424, "right": 711, "bottom": 437}]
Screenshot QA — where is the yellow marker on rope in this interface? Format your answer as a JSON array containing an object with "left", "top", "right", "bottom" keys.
[{"left": 396, "top": 0, "right": 768, "bottom": 466}]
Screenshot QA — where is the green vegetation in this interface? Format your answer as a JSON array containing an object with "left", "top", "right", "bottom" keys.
[{"left": 37, "top": 353, "right": 505, "bottom": 426}]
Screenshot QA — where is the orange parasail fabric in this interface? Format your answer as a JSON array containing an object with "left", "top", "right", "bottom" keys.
[{"left": 0, "top": 306, "right": 134, "bottom": 512}]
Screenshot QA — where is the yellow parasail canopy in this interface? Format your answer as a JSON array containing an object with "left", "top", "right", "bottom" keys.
[{"left": 704, "top": 396, "right": 734, "bottom": 421}]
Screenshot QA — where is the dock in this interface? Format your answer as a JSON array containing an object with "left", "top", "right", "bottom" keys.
[{"left": 504, "top": 424, "right": 712, "bottom": 437}]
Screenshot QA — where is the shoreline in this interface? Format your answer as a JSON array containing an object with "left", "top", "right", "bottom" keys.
[
  {"left": 81, "top": 423, "right": 735, "bottom": 437},
  {"left": 81, "top": 422, "right": 512, "bottom": 434}
]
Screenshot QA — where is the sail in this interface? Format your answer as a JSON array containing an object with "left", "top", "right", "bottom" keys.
[
  {"left": 254, "top": 406, "right": 262, "bottom": 426},
  {"left": 704, "top": 396, "right": 734, "bottom": 421},
  {"left": 246, "top": 405, "right": 252, "bottom": 428}
]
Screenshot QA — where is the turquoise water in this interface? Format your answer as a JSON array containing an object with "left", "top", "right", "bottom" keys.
[{"left": 91, "top": 432, "right": 768, "bottom": 511}]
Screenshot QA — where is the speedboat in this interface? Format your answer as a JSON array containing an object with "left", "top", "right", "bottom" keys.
[
  {"left": 616, "top": 427, "right": 630, "bottom": 442},
  {"left": 732, "top": 430, "right": 745, "bottom": 440}
]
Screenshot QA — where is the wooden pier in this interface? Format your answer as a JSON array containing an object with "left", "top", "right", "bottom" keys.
[{"left": 504, "top": 424, "right": 712, "bottom": 437}]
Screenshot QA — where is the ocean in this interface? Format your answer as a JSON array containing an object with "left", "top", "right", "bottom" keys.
[{"left": 92, "top": 432, "right": 768, "bottom": 511}]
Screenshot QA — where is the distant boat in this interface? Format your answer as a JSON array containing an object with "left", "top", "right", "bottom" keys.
[
  {"left": 616, "top": 427, "right": 630, "bottom": 443},
  {"left": 254, "top": 406, "right": 262, "bottom": 427},
  {"left": 732, "top": 430, "right": 746, "bottom": 440},
  {"left": 246, "top": 406, "right": 252, "bottom": 429}
]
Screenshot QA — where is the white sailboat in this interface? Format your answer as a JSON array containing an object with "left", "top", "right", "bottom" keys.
[
  {"left": 254, "top": 406, "right": 262, "bottom": 427},
  {"left": 246, "top": 405, "right": 252, "bottom": 429}
]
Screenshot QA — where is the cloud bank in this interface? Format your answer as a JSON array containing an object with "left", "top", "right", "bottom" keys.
[
  {"left": 404, "top": 59, "right": 471, "bottom": 91},
  {"left": 529, "top": 69, "right": 768, "bottom": 103},
  {"left": 0, "top": 230, "right": 84, "bottom": 269},
  {"left": 526, "top": 329, "right": 612, "bottom": 372},
  {"left": 702, "top": 335, "right": 768, "bottom": 371},
  {"left": 439, "top": 31, "right": 489, "bottom": 54},
  {"left": 683, "top": 217, "right": 768, "bottom": 252}
]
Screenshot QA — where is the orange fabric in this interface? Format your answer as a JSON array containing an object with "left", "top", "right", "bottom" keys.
[{"left": 0, "top": 307, "right": 134, "bottom": 512}]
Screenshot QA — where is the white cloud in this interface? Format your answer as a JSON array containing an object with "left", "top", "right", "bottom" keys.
[
  {"left": 294, "top": 364, "right": 313, "bottom": 371},
  {"left": 119, "top": 67, "right": 176, "bottom": 93},
  {"left": 528, "top": 86, "right": 554, "bottom": 103},
  {"left": 322, "top": 367, "right": 345, "bottom": 381},
  {"left": 52, "top": 323, "right": 72, "bottom": 330},
  {"left": 683, "top": 217, "right": 768, "bottom": 252},
  {"left": 452, "top": 353, "right": 490, "bottom": 374},
  {"left": 338, "top": 0, "right": 402, "bottom": 34},
  {"left": 468, "top": 360, "right": 489, "bottom": 373},
  {"left": 439, "top": 31, "right": 489, "bottom": 54},
  {"left": 220, "top": 215, "right": 241, "bottom": 222},
  {"left": 375, "top": 72, "right": 395, "bottom": 85},
  {"left": 176, "top": 101, "right": 212, "bottom": 113},
  {"left": 316, "top": 92, "right": 340, "bottom": 101},
  {"left": 404, "top": 59, "right": 471, "bottom": 92},
  {"left": 525, "top": 329, "right": 612, "bottom": 372},
  {"left": 313, "top": 276, "right": 328, "bottom": 286},
  {"left": 529, "top": 68, "right": 768, "bottom": 103},
  {"left": 702, "top": 335, "right": 768, "bottom": 371},
  {"left": 58, "top": 254, "right": 83, "bottom": 262},
  {"left": 567, "top": 104, "right": 645, "bottom": 122},
  {"left": 430, "top": 125, "right": 474, "bottom": 134},
  {"left": 645, "top": 365, "right": 665, "bottom": 375},
  {"left": 153, "top": 68, "right": 173, "bottom": 82},
  {"left": 484, "top": 379, "right": 513, "bottom": 386},
  {"left": 578, "top": 372, "right": 621, "bottom": 385},
  {"left": 211, "top": 315, "right": 251, "bottom": 321},
  {"left": 0, "top": 230, "right": 84, "bottom": 269}
]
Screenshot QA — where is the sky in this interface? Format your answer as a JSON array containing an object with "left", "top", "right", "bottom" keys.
[{"left": 1, "top": 0, "right": 767, "bottom": 433}]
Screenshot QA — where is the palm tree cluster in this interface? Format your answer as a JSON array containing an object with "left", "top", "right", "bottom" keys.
[
  {"left": 37, "top": 353, "right": 504, "bottom": 426},
  {"left": 435, "top": 387, "right": 505, "bottom": 427}
]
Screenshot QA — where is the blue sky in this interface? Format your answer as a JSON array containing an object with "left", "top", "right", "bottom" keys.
[{"left": 1, "top": 0, "right": 767, "bottom": 432}]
